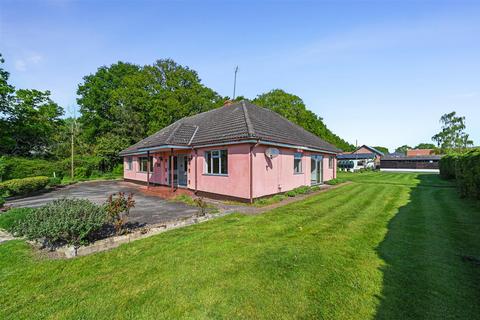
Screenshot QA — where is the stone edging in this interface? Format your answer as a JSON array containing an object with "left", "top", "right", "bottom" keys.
[{"left": 46, "top": 212, "right": 227, "bottom": 259}]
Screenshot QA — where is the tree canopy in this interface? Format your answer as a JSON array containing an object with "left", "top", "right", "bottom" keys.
[
  {"left": 252, "top": 89, "right": 354, "bottom": 151},
  {"left": 414, "top": 143, "right": 436, "bottom": 149},
  {"left": 394, "top": 145, "right": 412, "bottom": 155},
  {"left": 432, "top": 111, "right": 473, "bottom": 152},
  {"left": 373, "top": 146, "right": 389, "bottom": 154},
  {"left": 77, "top": 59, "right": 223, "bottom": 145},
  {"left": 0, "top": 56, "right": 64, "bottom": 156}
]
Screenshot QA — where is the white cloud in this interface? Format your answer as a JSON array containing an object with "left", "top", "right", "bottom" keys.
[
  {"left": 14, "top": 53, "right": 43, "bottom": 72},
  {"left": 14, "top": 59, "right": 27, "bottom": 71}
]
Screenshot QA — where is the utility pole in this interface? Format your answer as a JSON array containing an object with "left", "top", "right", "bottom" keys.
[
  {"left": 233, "top": 66, "right": 239, "bottom": 100},
  {"left": 70, "top": 106, "right": 76, "bottom": 180}
]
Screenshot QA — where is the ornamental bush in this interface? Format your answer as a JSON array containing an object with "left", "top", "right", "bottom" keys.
[
  {"left": 0, "top": 207, "right": 35, "bottom": 231},
  {"left": 0, "top": 176, "right": 50, "bottom": 197},
  {"left": 12, "top": 198, "right": 108, "bottom": 247}
]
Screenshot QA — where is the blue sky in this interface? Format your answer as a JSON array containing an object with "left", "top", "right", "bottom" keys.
[{"left": 1, "top": 0, "right": 479, "bottom": 151}]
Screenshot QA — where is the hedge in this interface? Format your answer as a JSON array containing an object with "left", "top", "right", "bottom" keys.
[
  {"left": 439, "top": 149, "right": 480, "bottom": 199},
  {"left": 0, "top": 176, "right": 50, "bottom": 197},
  {"left": 0, "top": 157, "right": 65, "bottom": 181}
]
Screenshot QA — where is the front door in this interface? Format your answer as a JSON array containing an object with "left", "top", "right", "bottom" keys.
[
  {"left": 311, "top": 155, "right": 323, "bottom": 185},
  {"left": 177, "top": 155, "right": 188, "bottom": 187},
  {"left": 168, "top": 156, "right": 178, "bottom": 186}
]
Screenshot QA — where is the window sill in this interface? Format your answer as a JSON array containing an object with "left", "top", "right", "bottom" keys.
[
  {"left": 294, "top": 172, "right": 304, "bottom": 175},
  {"left": 202, "top": 173, "right": 228, "bottom": 177}
]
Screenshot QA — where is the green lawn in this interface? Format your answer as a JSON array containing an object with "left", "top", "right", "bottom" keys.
[{"left": 1, "top": 172, "right": 479, "bottom": 319}]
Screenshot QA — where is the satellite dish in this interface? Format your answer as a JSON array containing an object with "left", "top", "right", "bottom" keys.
[{"left": 265, "top": 147, "right": 280, "bottom": 159}]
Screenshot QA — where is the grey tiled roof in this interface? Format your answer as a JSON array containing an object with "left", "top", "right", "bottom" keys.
[{"left": 120, "top": 101, "right": 341, "bottom": 155}]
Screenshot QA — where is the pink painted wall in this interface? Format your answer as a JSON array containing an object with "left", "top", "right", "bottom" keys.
[
  {"left": 190, "top": 144, "right": 251, "bottom": 199},
  {"left": 251, "top": 147, "right": 336, "bottom": 198},
  {"left": 322, "top": 154, "right": 336, "bottom": 181},
  {"left": 251, "top": 146, "right": 308, "bottom": 198},
  {"left": 124, "top": 143, "right": 337, "bottom": 200}
]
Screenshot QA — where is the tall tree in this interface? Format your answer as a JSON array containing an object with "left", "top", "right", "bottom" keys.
[
  {"left": 414, "top": 143, "right": 436, "bottom": 149},
  {"left": 253, "top": 89, "right": 354, "bottom": 151},
  {"left": 432, "top": 111, "right": 473, "bottom": 152},
  {"left": 77, "top": 59, "right": 222, "bottom": 145},
  {"left": 0, "top": 53, "right": 14, "bottom": 113},
  {"left": 77, "top": 62, "right": 142, "bottom": 142},
  {"left": 395, "top": 145, "right": 412, "bottom": 155},
  {"left": 4, "top": 89, "right": 64, "bottom": 156}
]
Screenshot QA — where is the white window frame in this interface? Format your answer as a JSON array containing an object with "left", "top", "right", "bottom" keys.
[
  {"left": 138, "top": 156, "right": 153, "bottom": 173},
  {"left": 294, "top": 152, "right": 303, "bottom": 174},
  {"left": 329, "top": 156, "right": 334, "bottom": 169},
  {"left": 204, "top": 150, "right": 228, "bottom": 175}
]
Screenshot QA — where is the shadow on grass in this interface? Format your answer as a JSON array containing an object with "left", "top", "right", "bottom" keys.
[{"left": 374, "top": 174, "right": 480, "bottom": 319}]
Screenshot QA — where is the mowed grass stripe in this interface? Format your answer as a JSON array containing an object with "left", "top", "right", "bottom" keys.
[
  {"left": 375, "top": 183, "right": 480, "bottom": 320},
  {"left": 305, "top": 185, "right": 410, "bottom": 320}
]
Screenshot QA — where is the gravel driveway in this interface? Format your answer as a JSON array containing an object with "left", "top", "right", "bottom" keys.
[{"left": 6, "top": 180, "right": 199, "bottom": 225}]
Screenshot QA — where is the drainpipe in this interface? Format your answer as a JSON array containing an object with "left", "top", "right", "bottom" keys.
[
  {"left": 170, "top": 148, "right": 174, "bottom": 192},
  {"left": 147, "top": 150, "right": 150, "bottom": 188},
  {"left": 249, "top": 140, "right": 260, "bottom": 204},
  {"left": 194, "top": 148, "right": 198, "bottom": 193}
]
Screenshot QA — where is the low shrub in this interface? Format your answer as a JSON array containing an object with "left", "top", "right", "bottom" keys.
[
  {"left": 285, "top": 190, "right": 296, "bottom": 197},
  {"left": 0, "top": 197, "right": 4, "bottom": 208},
  {"left": 11, "top": 198, "right": 108, "bottom": 247},
  {"left": 48, "top": 177, "right": 62, "bottom": 187},
  {"left": 292, "top": 186, "right": 311, "bottom": 195},
  {"left": 325, "top": 178, "right": 346, "bottom": 186},
  {"left": 0, "top": 207, "right": 35, "bottom": 231},
  {"left": 112, "top": 164, "right": 123, "bottom": 176},
  {"left": 254, "top": 194, "right": 286, "bottom": 206},
  {"left": 74, "top": 167, "right": 90, "bottom": 179},
  {"left": 105, "top": 192, "right": 135, "bottom": 235},
  {"left": 0, "top": 176, "right": 50, "bottom": 197}
]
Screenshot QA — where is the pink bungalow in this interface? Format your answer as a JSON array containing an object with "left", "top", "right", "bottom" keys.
[{"left": 119, "top": 101, "right": 340, "bottom": 202}]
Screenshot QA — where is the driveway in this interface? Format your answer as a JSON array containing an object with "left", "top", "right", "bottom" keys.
[{"left": 6, "top": 180, "right": 199, "bottom": 225}]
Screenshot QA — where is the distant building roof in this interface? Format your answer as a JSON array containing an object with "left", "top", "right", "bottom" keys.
[
  {"left": 338, "top": 153, "right": 376, "bottom": 160},
  {"left": 406, "top": 149, "right": 434, "bottom": 157},
  {"left": 120, "top": 101, "right": 341, "bottom": 155},
  {"left": 385, "top": 152, "right": 406, "bottom": 158},
  {"left": 354, "top": 145, "right": 385, "bottom": 156}
]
